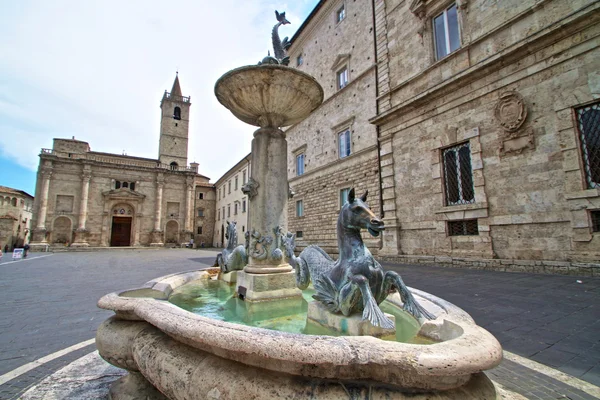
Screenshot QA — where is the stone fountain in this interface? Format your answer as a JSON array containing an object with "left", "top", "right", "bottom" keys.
[{"left": 96, "top": 11, "right": 504, "bottom": 400}]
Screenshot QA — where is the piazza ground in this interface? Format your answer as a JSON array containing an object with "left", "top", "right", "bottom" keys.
[{"left": 0, "top": 249, "right": 599, "bottom": 399}]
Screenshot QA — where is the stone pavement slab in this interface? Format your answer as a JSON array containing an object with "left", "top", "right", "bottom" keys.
[
  {"left": 383, "top": 262, "right": 600, "bottom": 386},
  {"left": 0, "top": 250, "right": 599, "bottom": 399}
]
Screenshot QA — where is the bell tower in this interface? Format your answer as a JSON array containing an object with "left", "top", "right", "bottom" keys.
[{"left": 158, "top": 73, "right": 191, "bottom": 169}]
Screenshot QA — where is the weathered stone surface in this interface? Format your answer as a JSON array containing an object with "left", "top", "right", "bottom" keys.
[{"left": 20, "top": 351, "right": 126, "bottom": 400}]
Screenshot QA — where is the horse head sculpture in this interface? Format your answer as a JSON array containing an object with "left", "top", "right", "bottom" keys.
[
  {"left": 216, "top": 221, "right": 247, "bottom": 273},
  {"left": 287, "top": 187, "right": 434, "bottom": 328}
]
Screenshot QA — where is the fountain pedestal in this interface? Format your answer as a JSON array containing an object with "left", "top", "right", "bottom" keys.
[{"left": 215, "top": 64, "right": 323, "bottom": 302}]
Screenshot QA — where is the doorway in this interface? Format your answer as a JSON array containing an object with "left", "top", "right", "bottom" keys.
[{"left": 110, "top": 217, "right": 132, "bottom": 246}]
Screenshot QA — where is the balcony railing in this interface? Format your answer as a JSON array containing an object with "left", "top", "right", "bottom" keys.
[
  {"left": 164, "top": 92, "right": 191, "bottom": 103},
  {"left": 40, "top": 149, "right": 195, "bottom": 172}
]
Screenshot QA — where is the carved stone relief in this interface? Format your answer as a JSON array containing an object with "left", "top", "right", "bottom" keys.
[{"left": 495, "top": 90, "right": 534, "bottom": 156}]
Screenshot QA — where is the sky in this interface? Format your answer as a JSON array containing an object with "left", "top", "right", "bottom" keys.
[{"left": 0, "top": 0, "right": 320, "bottom": 196}]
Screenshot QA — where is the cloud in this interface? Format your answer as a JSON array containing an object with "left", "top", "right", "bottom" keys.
[{"left": 0, "top": 0, "right": 317, "bottom": 182}]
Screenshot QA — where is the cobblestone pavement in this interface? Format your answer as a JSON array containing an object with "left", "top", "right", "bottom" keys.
[
  {"left": 383, "top": 262, "right": 600, "bottom": 388},
  {"left": 0, "top": 250, "right": 598, "bottom": 399}
]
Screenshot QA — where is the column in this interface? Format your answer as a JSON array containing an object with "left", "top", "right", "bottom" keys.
[
  {"left": 150, "top": 175, "right": 164, "bottom": 246},
  {"left": 32, "top": 170, "right": 52, "bottom": 244},
  {"left": 184, "top": 179, "right": 193, "bottom": 233},
  {"left": 72, "top": 171, "right": 92, "bottom": 246}
]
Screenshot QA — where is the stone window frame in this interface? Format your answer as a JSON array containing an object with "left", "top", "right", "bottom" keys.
[
  {"left": 197, "top": 208, "right": 205, "bottom": 218},
  {"left": 234, "top": 200, "right": 240, "bottom": 215},
  {"left": 235, "top": 175, "right": 239, "bottom": 191},
  {"left": 432, "top": 3, "right": 461, "bottom": 61},
  {"left": 431, "top": 127, "right": 490, "bottom": 241},
  {"left": 242, "top": 169, "right": 247, "bottom": 184},
  {"left": 198, "top": 192, "right": 204, "bottom": 200},
  {"left": 227, "top": 204, "right": 231, "bottom": 218},
  {"left": 331, "top": 54, "right": 351, "bottom": 91},
  {"left": 197, "top": 226, "right": 203, "bottom": 235},
  {"left": 242, "top": 198, "right": 247, "bottom": 213},
  {"left": 228, "top": 181, "right": 231, "bottom": 194},
  {"left": 296, "top": 199, "right": 304, "bottom": 217},
  {"left": 217, "top": 209, "right": 220, "bottom": 221},
  {"left": 441, "top": 141, "right": 475, "bottom": 206},
  {"left": 293, "top": 144, "right": 308, "bottom": 176},
  {"left": 562, "top": 99, "right": 600, "bottom": 242},
  {"left": 339, "top": 187, "right": 351, "bottom": 210},
  {"left": 335, "top": 2, "right": 346, "bottom": 24},
  {"left": 410, "top": 0, "right": 467, "bottom": 67}
]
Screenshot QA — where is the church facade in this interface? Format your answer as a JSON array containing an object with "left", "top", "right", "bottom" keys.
[{"left": 30, "top": 76, "right": 216, "bottom": 248}]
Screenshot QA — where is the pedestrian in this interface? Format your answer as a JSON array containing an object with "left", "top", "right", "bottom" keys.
[{"left": 23, "top": 243, "right": 30, "bottom": 258}]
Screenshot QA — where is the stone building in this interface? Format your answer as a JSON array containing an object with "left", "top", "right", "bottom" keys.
[
  {"left": 0, "top": 186, "right": 34, "bottom": 250},
  {"left": 285, "top": 0, "right": 381, "bottom": 255},
  {"left": 251, "top": 0, "right": 599, "bottom": 272},
  {"left": 368, "top": 0, "right": 600, "bottom": 272},
  {"left": 30, "top": 75, "right": 216, "bottom": 248},
  {"left": 213, "top": 154, "right": 251, "bottom": 248}
]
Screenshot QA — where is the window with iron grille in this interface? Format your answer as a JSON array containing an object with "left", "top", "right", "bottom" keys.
[
  {"left": 591, "top": 210, "right": 600, "bottom": 232},
  {"left": 576, "top": 103, "right": 600, "bottom": 188},
  {"left": 448, "top": 220, "right": 478, "bottom": 236},
  {"left": 443, "top": 142, "right": 475, "bottom": 205},
  {"left": 296, "top": 231, "right": 304, "bottom": 238}
]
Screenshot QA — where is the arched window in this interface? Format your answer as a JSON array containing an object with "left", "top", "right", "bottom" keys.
[
  {"left": 174, "top": 107, "right": 181, "bottom": 120},
  {"left": 11, "top": 198, "right": 17, "bottom": 206},
  {"left": 170, "top": 162, "right": 178, "bottom": 171},
  {"left": 122, "top": 182, "right": 129, "bottom": 188}
]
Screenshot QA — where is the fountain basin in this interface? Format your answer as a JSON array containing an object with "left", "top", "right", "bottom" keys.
[
  {"left": 214, "top": 65, "right": 324, "bottom": 128},
  {"left": 96, "top": 268, "right": 503, "bottom": 399}
]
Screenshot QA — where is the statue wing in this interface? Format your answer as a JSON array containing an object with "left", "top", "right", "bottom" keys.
[{"left": 313, "top": 275, "right": 339, "bottom": 312}]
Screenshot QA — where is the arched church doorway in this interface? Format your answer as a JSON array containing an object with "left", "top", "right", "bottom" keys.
[
  {"left": 53, "top": 216, "right": 72, "bottom": 244},
  {"left": 165, "top": 220, "right": 179, "bottom": 244},
  {"left": 110, "top": 204, "right": 133, "bottom": 247}
]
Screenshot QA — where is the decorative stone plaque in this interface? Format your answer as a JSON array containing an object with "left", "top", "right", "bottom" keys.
[{"left": 495, "top": 90, "right": 527, "bottom": 135}]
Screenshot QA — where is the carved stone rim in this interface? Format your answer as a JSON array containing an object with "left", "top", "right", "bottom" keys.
[
  {"left": 214, "top": 65, "right": 324, "bottom": 128},
  {"left": 98, "top": 268, "right": 502, "bottom": 392}
]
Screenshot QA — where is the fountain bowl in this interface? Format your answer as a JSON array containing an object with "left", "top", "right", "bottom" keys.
[
  {"left": 215, "top": 65, "right": 324, "bottom": 128},
  {"left": 96, "top": 268, "right": 503, "bottom": 399}
]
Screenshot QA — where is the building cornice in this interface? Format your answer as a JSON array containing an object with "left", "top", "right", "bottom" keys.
[{"left": 370, "top": 0, "right": 600, "bottom": 126}]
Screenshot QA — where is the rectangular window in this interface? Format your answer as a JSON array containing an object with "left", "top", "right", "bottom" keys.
[
  {"left": 576, "top": 102, "right": 600, "bottom": 188},
  {"left": 242, "top": 199, "right": 247, "bottom": 213},
  {"left": 243, "top": 170, "right": 247, "bottom": 184},
  {"left": 433, "top": 4, "right": 460, "bottom": 60},
  {"left": 235, "top": 176, "right": 239, "bottom": 190},
  {"left": 296, "top": 231, "right": 304, "bottom": 238},
  {"left": 222, "top": 206, "right": 225, "bottom": 218},
  {"left": 197, "top": 209, "right": 204, "bottom": 217},
  {"left": 443, "top": 142, "right": 474, "bottom": 205},
  {"left": 297, "top": 54, "right": 303, "bottom": 66},
  {"left": 234, "top": 203, "right": 238, "bottom": 215},
  {"left": 218, "top": 209, "right": 220, "bottom": 221},
  {"left": 340, "top": 188, "right": 350, "bottom": 208},
  {"left": 337, "top": 4, "right": 345, "bottom": 23},
  {"left": 448, "top": 220, "right": 479, "bottom": 236},
  {"left": 130, "top": 182, "right": 135, "bottom": 191},
  {"left": 337, "top": 67, "right": 349, "bottom": 90},
  {"left": 197, "top": 226, "right": 203, "bottom": 234},
  {"left": 115, "top": 181, "right": 121, "bottom": 189},
  {"left": 591, "top": 210, "right": 600, "bottom": 232},
  {"left": 339, "top": 129, "right": 351, "bottom": 158},
  {"left": 227, "top": 205, "right": 231, "bottom": 217},
  {"left": 296, "top": 153, "right": 305, "bottom": 176},
  {"left": 296, "top": 200, "right": 304, "bottom": 217},
  {"left": 228, "top": 181, "right": 231, "bottom": 194},
  {"left": 198, "top": 192, "right": 204, "bottom": 200}
]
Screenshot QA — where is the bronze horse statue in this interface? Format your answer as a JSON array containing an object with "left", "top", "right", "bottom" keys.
[
  {"left": 216, "top": 221, "right": 247, "bottom": 273},
  {"left": 284, "top": 189, "right": 433, "bottom": 328}
]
